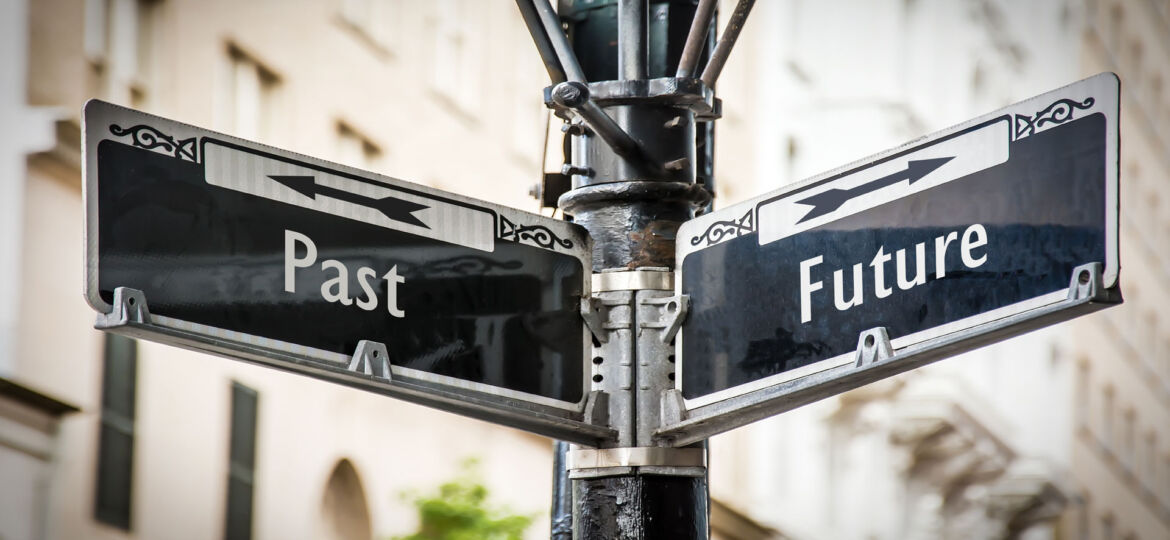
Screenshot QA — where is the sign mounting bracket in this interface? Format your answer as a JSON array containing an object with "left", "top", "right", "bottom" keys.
[
  {"left": 1068, "top": 262, "right": 1115, "bottom": 303},
  {"left": 854, "top": 327, "right": 894, "bottom": 368},
  {"left": 95, "top": 286, "right": 151, "bottom": 329},
  {"left": 638, "top": 294, "right": 690, "bottom": 344},
  {"left": 348, "top": 341, "right": 391, "bottom": 382}
]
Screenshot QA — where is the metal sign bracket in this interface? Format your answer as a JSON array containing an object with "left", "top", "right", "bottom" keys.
[
  {"left": 638, "top": 294, "right": 690, "bottom": 344},
  {"left": 1068, "top": 261, "right": 1119, "bottom": 303},
  {"left": 348, "top": 340, "right": 391, "bottom": 382},
  {"left": 583, "top": 389, "right": 610, "bottom": 426},
  {"left": 580, "top": 296, "right": 609, "bottom": 344},
  {"left": 855, "top": 327, "right": 894, "bottom": 368},
  {"left": 95, "top": 286, "right": 151, "bottom": 329}
]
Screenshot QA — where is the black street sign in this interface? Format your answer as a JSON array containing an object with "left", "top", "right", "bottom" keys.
[
  {"left": 663, "top": 74, "right": 1120, "bottom": 442},
  {"left": 83, "top": 100, "right": 613, "bottom": 444}
]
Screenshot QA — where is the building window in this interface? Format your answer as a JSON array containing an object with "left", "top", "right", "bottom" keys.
[
  {"left": 338, "top": 0, "right": 394, "bottom": 56},
  {"left": 1076, "top": 360, "right": 1090, "bottom": 428},
  {"left": 1108, "top": 4, "right": 1124, "bottom": 52},
  {"left": 1077, "top": 491, "right": 1091, "bottom": 540},
  {"left": 84, "top": 0, "right": 160, "bottom": 107},
  {"left": 1160, "top": 336, "right": 1170, "bottom": 388},
  {"left": 1102, "top": 386, "right": 1115, "bottom": 451},
  {"left": 319, "top": 459, "right": 372, "bottom": 540},
  {"left": 225, "top": 382, "right": 259, "bottom": 540},
  {"left": 94, "top": 334, "right": 138, "bottom": 530},
  {"left": 430, "top": 0, "right": 478, "bottom": 115},
  {"left": 1121, "top": 409, "right": 1135, "bottom": 470},
  {"left": 336, "top": 122, "right": 382, "bottom": 172},
  {"left": 1140, "top": 312, "right": 1157, "bottom": 356},
  {"left": 1144, "top": 433, "right": 1157, "bottom": 488},
  {"left": 1163, "top": 455, "right": 1170, "bottom": 504},
  {"left": 223, "top": 45, "right": 281, "bottom": 143}
]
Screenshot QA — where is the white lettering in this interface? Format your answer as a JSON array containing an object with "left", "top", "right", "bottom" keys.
[
  {"left": 284, "top": 229, "right": 317, "bottom": 293},
  {"left": 961, "top": 223, "right": 988, "bottom": 268},
  {"left": 320, "top": 260, "right": 352, "bottom": 305},
  {"left": 896, "top": 242, "right": 927, "bottom": 290},
  {"left": 799, "top": 256, "right": 824, "bottom": 323},
  {"left": 283, "top": 230, "right": 408, "bottom": 316},
  {"left": 355, "top": 267, "right": 379, "bottom": 311},
  {"left": 796, "top": 224, "right": 989, "bottom": 324},
  {"left": 384, "top": 265, "right": 406, "bottom": 318},
  {"left": 833, "top": 264, "right": 864, "bottom": 311},
  {"left": 870, "top": 246, "right": 893, "bottom": 299},
  {"left": 934, "top": 232, "right": 958, "bottom": 278}
]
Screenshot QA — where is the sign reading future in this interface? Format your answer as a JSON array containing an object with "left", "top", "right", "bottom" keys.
[
  {"left": 659, "top": 73, "right": 1120, "bottom": 444},
  {"left": 83, "top": 100, "right": 613, "bottom": 444}
]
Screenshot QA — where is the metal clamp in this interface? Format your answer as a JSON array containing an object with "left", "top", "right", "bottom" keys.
[
  {"left": 1067, "top": 262, "right": 1119, "bottom": 303},
  {"left": 660, "top": 388, "right": 686, "bottom": 427},
  {"left": 584, "top": 390, "right": 610, "bottom": 426},
  {"left": 568, "top": 446, "right": 706, "bottom": 470},
  {"left": 95, "top": 287, "right": 151, "bottom": 329},
  {"left": 593, "top": 268, "right": 674, "bottom": 292},
  {"left": 349, "top": 340, "right": 391, "bottom": 382},
  {"left": 551, "top": 81, "right": 663, "bottom": 176},
  {"left": 639, "top": 294, "right": 689, "bottom": 343},
  {"left": 581, "top": 296, "right": 609, "bottom": 344},
  {"left": 855, "top": 327, "right": 893, "bottom": 367}
]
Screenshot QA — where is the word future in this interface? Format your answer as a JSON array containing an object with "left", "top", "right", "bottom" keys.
[
  {"left": 284, "top": 229, "right": 407, "bottom": 317},
  {"left": 799, "top": 223, "right": 989, "bottom": 323}
]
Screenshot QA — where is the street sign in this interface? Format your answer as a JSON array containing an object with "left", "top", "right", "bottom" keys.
[
  {"left": 660, "top": 73, "right": 1121, "bottom": 445},
  {"left": 83, "top": 100, "right": 614, "bottom": 445}
]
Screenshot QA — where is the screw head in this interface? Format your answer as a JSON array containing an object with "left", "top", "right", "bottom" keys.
[{"left": 552, "top": 81, "right": 589, "bottom": 108}]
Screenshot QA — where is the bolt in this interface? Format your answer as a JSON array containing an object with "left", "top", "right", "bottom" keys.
[
  {"left": 562, "top": 123, "right": 588, "bottom": 136},
  {"left": 562, "top": 164, "right": 593, "bottom": 177},
  {"left": 552, "top": 81, "right": 590, "bottom": 108},
  {"left": 664, "top": 157, "right": 690, "bottom": 171}
]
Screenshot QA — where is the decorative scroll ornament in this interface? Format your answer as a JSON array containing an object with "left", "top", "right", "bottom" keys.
[
  {"left": 498, "top": 215, "right": 574, "bottom": 250},
  {"left": 690, "top": 209, "right": 754, "bottom": 247},
  {"left": 1013, "top": 97, "right": 1095, "bottom": 140},
  {"left": 109, "top": 123, "right": 198, "bottom": 162}
]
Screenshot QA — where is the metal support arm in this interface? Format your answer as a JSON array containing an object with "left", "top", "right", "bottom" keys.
[
  {"left": 551, "top": 81, "right": 664, "bottom": 176},
  {"left": 700, "top": 0, "right": 756, "bottom": 87},
  {"left": 530, "top": 0, "right": 586, "bottom": 82}
]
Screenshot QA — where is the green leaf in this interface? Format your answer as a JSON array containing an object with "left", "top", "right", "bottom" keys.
[{"left": 392, "top": 460, "right": 535, "bottom": 540}]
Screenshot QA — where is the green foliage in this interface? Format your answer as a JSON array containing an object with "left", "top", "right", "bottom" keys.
[{"left": 394, "top": 460, "right": 535, "bottom": 540}]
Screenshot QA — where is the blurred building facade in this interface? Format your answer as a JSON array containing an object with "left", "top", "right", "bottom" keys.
[
  {"left": 1, "top": 1, "right": 1168, "bottom": 540},
  {"left": 4, "top": 1, "right": 561, "bottom": 539},
  {"left": 708, "top": 1, "right": 1170, "bottom": 539}
]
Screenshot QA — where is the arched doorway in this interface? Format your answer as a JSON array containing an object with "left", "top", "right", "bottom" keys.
[{"left": 318, "top": 459, "right": 372, "bottom": 540}]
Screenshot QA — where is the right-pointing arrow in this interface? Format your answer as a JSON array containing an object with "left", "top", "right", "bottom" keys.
[
  {"left": 269, "top": 175, "right": 430, "bottom": 229},
  {"left": 794, "top": 156, "right": 953, "bottom": 224}
]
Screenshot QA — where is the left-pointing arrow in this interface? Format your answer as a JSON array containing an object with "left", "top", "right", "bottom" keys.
[{"left": 269, "top": 175, "right": 430, "bottom": 229}]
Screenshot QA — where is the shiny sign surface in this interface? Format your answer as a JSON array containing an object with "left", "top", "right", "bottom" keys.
[
  {"left": 84, "top": 101, "right": 597, "bottom": 434},
  {"left": 675, "top": 73, "right": 1120, "bottom": 410}
]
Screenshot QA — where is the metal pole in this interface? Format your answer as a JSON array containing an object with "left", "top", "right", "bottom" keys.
[
  {"left": 550, "top": 441, "right": 573, "bottom": 540},
  {"left": 522, "top": 1, "right": 752, "bottom": 537},
  {"left": 547, "top": 2, "right": 716, "bottom": 539},
  {"left": 617, "top": 0, "right": 647, "bottom": 80},
  {"left": 532, "top": 0, "right": 587, "bottom": 82},
  {"left": 516, "top": 0, "right": 568, "bottom": 84},
  {"left": 676, "top": 0, "right": 717, "bottom": 78},
  {"left": 700, "top": 0, "right": 755, "bottom": 87}
]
